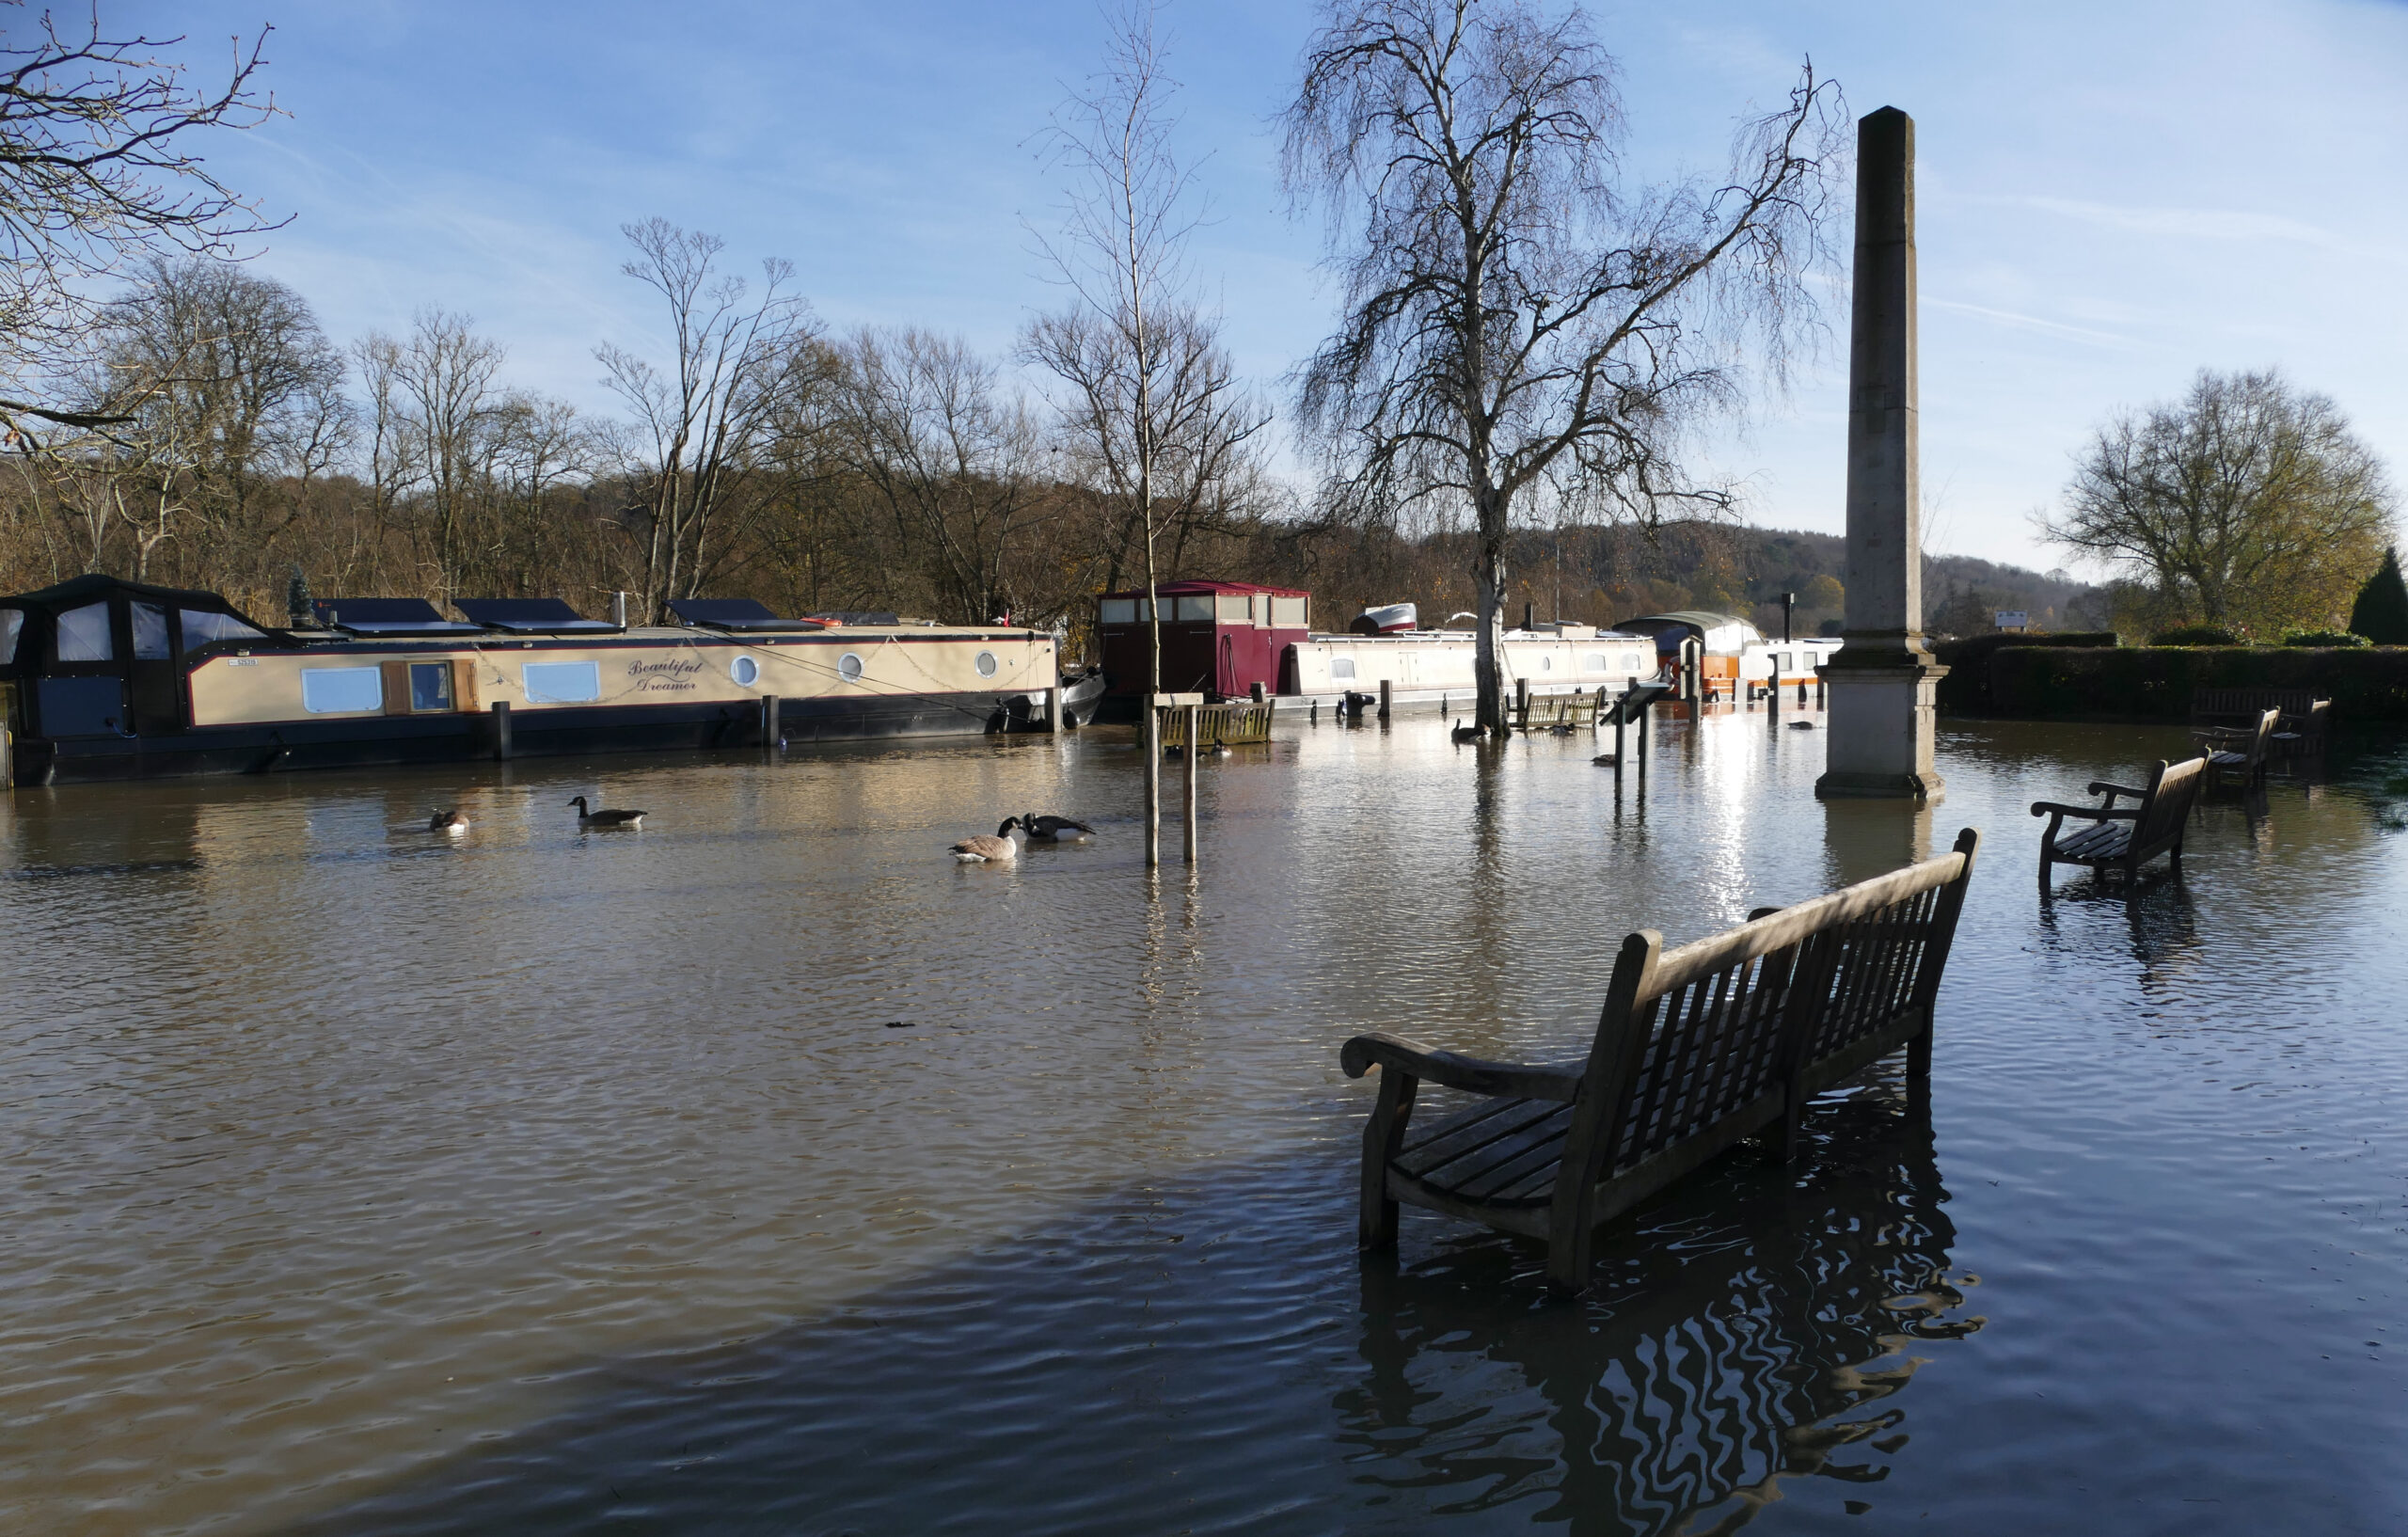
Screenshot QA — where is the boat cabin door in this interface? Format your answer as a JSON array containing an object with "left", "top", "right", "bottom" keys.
[{"left": 126, "top": 599, "right": 184, "bottom": 735}]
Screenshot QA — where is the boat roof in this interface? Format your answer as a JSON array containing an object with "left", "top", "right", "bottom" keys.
[
  {"left": 2, "top": 572, "right": 272, "bottom": 625},
  {"left": 1097, "top": 578, "right": 1310, "bottom": 600}
]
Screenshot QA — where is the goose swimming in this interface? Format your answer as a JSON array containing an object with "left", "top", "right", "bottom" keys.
[
  {"left": 951, "top": 817, "right": 1022, "bottom": 863},
  {"left": 429, "top": 808, "right": 470, "bottom": 835},
  {"left": 1019, "top": 814, "right": 1096, "bottom": 843},
  {"left": 569, "top": 796, "right": 647, "bottom": 828}
]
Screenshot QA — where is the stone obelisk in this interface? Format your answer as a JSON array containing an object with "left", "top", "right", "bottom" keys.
[{"left": 1816, "top": 106, "right": 1945, "bottom": 801}]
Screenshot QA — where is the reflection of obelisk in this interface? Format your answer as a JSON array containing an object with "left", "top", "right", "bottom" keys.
[{"left": 1817, "top": 106, "right": 1944, "bottom": 801}]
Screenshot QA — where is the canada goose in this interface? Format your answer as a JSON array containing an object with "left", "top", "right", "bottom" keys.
[
  {"left": 1592, "top": 753, "right": 1618, "bottom": 766},
  {"left": 1787, "top": 720, "right": 1817, "bottom": 731},
  {"left": 569, "top": 796, "right": 647, "bottom": 829},
  {"left": 951, "top": 816, "right": 1022, "bottom": 863},
  {"left": 1451, "top": 721, "right": 1489, "bottom": 743},
  {"left": 1211, "top": 743, "right": 1233, "bottom": 757},
  {"left": 1020, "top": 814, "right": 1095, "bottom": 843},
  {"left": 429, "top": 808, "right": 470, "bottom": 835}
]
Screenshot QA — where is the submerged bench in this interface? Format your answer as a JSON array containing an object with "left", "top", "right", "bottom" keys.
[
  {"left": 2195, "top": 706, "right": 2278, "bottom": 792},
  {"left": 2032, "top": 755, "right": 2205, "bottom": 888},
  {"left": 1340, "top": 829, "right": 1981, "bottom": 1295},
  {"left": 2193, "top": 688, "right": 2327, "bottom": 756}
]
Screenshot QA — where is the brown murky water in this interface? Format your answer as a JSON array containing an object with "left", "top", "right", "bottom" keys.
[{"left": 2, "top": 711, "right": 2403, "bottom": 1534}]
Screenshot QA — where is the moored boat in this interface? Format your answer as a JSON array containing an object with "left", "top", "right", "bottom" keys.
[{"left": 0, "top": 576, "right": 1062, "bottom": 784}]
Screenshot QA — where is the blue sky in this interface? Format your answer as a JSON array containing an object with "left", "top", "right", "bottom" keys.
[{"left": 120, "top": 0, "right": 2408, "bottom": 572}]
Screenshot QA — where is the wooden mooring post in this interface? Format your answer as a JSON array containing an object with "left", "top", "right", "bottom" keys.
[
  {"left": 492, "top": 700, "right": 513, "bottom": 761},
  {"left": 1183, "top": 702, "right": 1200, "bottom": 865},
  {"left": 1144, "top": 701, "right": 1161, "bottom": 867},
  {"left": 762, "top": 692, "right": 780, "bottom": 748},
  {"left": 1378, "top": 678, "right": 1391, "bottom": 721}
]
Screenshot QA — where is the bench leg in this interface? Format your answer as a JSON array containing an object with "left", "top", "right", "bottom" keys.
[
  {"left": 1908, "top": 1020, "right": 1934, "bottom": 1082},
  {"left": 1545, "top": 1216, "right": 1595, "bottom": 1298},
  {"left": 1358, "top": 1072, "right": 1416, "bottom": 1251}
]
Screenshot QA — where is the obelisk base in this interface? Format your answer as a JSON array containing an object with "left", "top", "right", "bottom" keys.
[{"left": 1815, "top": 655, "right": 1947, "bottom": 800}]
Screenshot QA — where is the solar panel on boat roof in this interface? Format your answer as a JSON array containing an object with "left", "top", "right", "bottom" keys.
[
  {"left": 668, "top": 597, "right": 823, "bottom": 631},
  {"left": 311, "top": 597, "right": 484, "bottom": 634},
  {"left": 454, "top": 597, "right": 622, "bottom": 633}
]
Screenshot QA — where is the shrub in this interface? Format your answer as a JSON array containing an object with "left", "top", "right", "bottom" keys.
[
  {"left": 2351, "top": 547, "right": 2408, "bottom": 644},
  {"left": 2282, "top": 629, "right": 2369, "bottom": 647},
  {"left": 2149, "top": 625, "right": 2243, "bottom": 646}
]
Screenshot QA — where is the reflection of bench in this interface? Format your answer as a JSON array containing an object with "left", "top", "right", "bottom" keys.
[
  {"left": 2194, "top": 706, "right": 2278, "bottom": 792},
  {"left": 1341, "top": 830, "right": 1982, "bottom": 1296},
  {"left": 2031, "top": 755, "right": 2205, "bottom": 888},
  {"left": 2192, "top": 688, "right": 2326, "bottom": 756}
]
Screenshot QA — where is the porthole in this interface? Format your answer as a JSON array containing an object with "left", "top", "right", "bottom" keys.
[
  {"left": 837, "top": 652, "right": 864, "bottom": 682},
  {"left": 731, "top": 655, "right": 760, "bottom": 686},
  {"left": 1540, "top": 655, "right": 1553, "bottom": 672},
  {"left": 974, "top": 650, "right": 998, "bottom": 678}
]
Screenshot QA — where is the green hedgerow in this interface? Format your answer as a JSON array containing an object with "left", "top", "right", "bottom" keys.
[
  {"left": 2148, "top": 625, "right": 2244, "bottom": 646},
  {"left": 2282, "top": 629, "right": 2370, "bottom": 647}
]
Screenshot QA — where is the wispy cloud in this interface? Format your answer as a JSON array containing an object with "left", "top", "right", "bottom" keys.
[
  {"left": 1924, "top": 298, "right": 2143, "bottom": 352},
  {"left": 2006, "top": 196, "right": 2403, "bottom": 266}
]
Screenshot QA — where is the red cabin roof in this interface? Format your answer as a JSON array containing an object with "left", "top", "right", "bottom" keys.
[{"left": 1095, "top": 578, "right": 1310, "bottom": 600}]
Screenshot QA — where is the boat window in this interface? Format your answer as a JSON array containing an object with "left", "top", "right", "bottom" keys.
[
  {"left": 300, "top": 666, "right": 383, "bottom": 713},
  {"left": 55, "top": 601, "right": 112, "bottom": 661},
  {"left": 131, "top": 602, "right": 170, "bottom": 659},
  {"left": 1330, "top": 657, "right": 1356, "bottom": 679},
  {"left": 523, "top": 660, "right": 601, "bottom": 704},
  {"left": 837, "top": 652, "right": 864, "bottom": 682},
  {"left": 1099, "top": 598, "right": 1136, "bottom": 626},
  {"left": 0, "top": 608, "right": 19, "bottom": 664},
  {"left": 1271, "top": 596, "right": 1306, "bottom": 626},
  {"left": 974, "top": 650, "right": 998, "bottom": 678},
  {"left": 408, "top": 662, "right": 453, "bottom": 711},
  {"left": 1584, "top": 653, "right": 1608, "bottom": 672},
  {"left": 730, "top": 654, "right": 760, "bottom": 686},
  {"left": 1539, "top": 655, "right": 1553, "bottom": 672},
  {"left": 1175, "top": 595, "right": 1213, "bottom": 623},
  {"left": 179, "top": 609, "right": 266, "bottom": 647},
  {"left": 1215, "top": 594, "right": 1250, "bottom": 624},
  {"left": 1624, "top": 652, "right": 1643, "bottom": 671}
]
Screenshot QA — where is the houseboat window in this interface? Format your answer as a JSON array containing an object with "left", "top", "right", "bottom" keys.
[
  {"left": 1584, "top": 653, "right": 1608, "bottom": 672},
  {"left": 178, "top": 610, "right": 265, "bottom": 647},
  {"left": 131, "top": 602, "right": 170, "bottom": 659},
  {"left": 1271, "top": 596, "right": 1306, "bottom": 626},
  {"left": 1539, "top": 655, "right": 1553, "bottom": 671},
  {"left": 730, "top": 654, "right": 760, "bottom": 686},
  {"left": 974, "top": 650, "right": 998, "bottom": 677},
  {"left": 1099, "top": 598, "right": 1137, "bottom": 625},
  {"left": 1624, "top": 652, "right": 1643, "bottom": 671},
  {"left": 837, "top": 652, "right": 864, "bottom": 681},
  {"left": 523, "top": 660, "right": 601, "bottom": 704},
  {"left": 55, "top": 600, "right": 112, "bottom": 661},
  {"left": 0, "top": 608, "right": 19, "bottom": 664},
  {"left": 1215, "top": 594, "right": 1249, "bottom": 624},
  {"left": 1175, "top": 595, "right": 1213, "bottom": 622},
  {"left": 300, "top": 666, "right": 383, "bottom": 713},
  {"left": 1330, "top": 657, "right": 1356, "bottom": 679},
  {"left": 408, "top": 662, "right": 453, "bottom": 711}
]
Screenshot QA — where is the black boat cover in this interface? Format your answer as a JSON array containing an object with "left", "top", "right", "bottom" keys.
[
  {"left": 311, "top": 597, "right": 483, "bottom": 636},
  {"left": 668, "top": 598, "right": 826, "bottom": 632},
  {"left": 454, "top": 598, "right": 622, "bottom": 634}
]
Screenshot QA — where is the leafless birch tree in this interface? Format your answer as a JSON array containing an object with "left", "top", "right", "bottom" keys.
[
  {"left": 599, "top": 217, "right": 815, "bottom": 622},
  {"left": 1281, "top": 0, "right": 1843, "bottom": 730}
]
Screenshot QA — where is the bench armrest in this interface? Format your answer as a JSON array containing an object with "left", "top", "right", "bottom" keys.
[
  {"left": 2084, "top": 779, "right": 2151, "bottom": 802},
  {"left": 1339, "top": 1031, "right": 1582, "bottom": 1101},
  {"left": 2029, "top": 800, "right": 2138, "bottom": 821}
]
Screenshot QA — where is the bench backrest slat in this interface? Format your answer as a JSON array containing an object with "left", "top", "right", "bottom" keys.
[
  {"left": 1571, "top": 830, "right": 1981, "bottom": 1188},
  {"left": 2134, "top": 756, "right": 2206, "bottom": 850}
]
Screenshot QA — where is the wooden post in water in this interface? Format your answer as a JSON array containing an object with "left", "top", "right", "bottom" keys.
[
  {"left": 1144, "top": 699, "right": 1161, "bottom": 867},
  {"left": 0, "top": 722, "right": 11, "bottom": 791},
  {"left": 762, "top": 693, "right": 780, "bottom": 748},
  {"left": 1768, "top": 669, "right": 1780, "bottom": 724},
  {"left": 1378, "top": 678, "right": 1391, "bottom": 721},
  {"left": 1182, "top": 702, "right": 1200, "bottom": 865},
  {"left": 492, "top": 700, "right": 513, "bottom": 760},
  {"left": 1514, "top": 676, "right": 1530, "bottom": 726}
]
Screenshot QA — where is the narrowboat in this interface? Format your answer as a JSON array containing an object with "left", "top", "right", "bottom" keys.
[{"left": 0, "top": 576, "right": 1062, "bottom": 784}]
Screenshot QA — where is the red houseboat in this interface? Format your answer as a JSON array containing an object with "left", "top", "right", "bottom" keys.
[{"left": 1095, "top": 580, "right": 1309, "bottom": 707}]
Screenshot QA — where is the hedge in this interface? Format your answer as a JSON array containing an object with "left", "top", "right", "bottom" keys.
[
  {"left": 1963, "top": 645, "right": 2408, "bottom": 721},
  {"left": 1930, "top": 633, "right": 2118, "bottom": 715}
]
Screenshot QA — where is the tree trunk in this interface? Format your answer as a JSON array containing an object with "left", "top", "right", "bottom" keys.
[{"left": 1473, "top": 482, "right": 1511, "bottom": 732}]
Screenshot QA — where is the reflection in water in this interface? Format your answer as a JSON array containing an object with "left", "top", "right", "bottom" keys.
[{"left": 1344, "top": 1080, "right": 1975, "bottom": 1534}]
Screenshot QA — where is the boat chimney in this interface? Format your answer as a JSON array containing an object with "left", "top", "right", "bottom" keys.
[{"left": 611, "top": 591, "right": 628, "bottom": 627}]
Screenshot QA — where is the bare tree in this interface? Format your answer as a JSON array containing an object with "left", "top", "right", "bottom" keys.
[
  {"left": 0, "top": 7, "right": 280, "bottom": 442},
  {"left": 598, "top": 217, "right": 815, "bottom": 622},
  {"left": 2042, "top": 368, "right": 2396, "bottom": 637},
  {"left": 1027, "top": 2, "right": 1263, "bottom": 700},
  {"left": 1281, "top": 0, "right": 1843, "bottom": 729},
  {"left": 353, "top": 309, "right": 506, "bottom": 601},
  {"left": 829, "top": 326, "right": 1044, "bottom": 626}
]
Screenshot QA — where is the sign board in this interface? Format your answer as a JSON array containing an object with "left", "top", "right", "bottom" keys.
[{"left": 1993, "top": 610, "right": 2029, "bottom": 631}]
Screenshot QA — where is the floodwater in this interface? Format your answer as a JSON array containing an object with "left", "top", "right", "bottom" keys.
[{"left": 2, "top": 707, "right": 2403, "bottom": 1536}]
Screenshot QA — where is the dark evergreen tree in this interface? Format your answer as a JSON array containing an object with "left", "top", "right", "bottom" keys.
[
  {"left": 2349, "top": 547, "right": 2408, "bottom": 643},
  {"left": 285, "top": 563, "right": 313, "bottom": 626}
]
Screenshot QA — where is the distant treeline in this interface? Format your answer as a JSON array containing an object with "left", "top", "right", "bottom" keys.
[{"left": 0, "top": 251, "right": 2099, "bottom": 661}]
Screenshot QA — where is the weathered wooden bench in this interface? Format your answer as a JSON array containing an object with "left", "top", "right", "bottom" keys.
[
  {"left": 1340, "top": 829, "right": 1981, "bottom": 1296},
  {"left": 2192, "top": 688, "right": 2327, "bottom": 756},
  {"left": 1156, "top": 699, "right": 1276, "bottom": 750},
  {"left": 2031, "top": 754, "right": 2205, "bottom": 888},
  {"left": 1513, "top": 690, "right": 1604, "bottom": 732},
  {"left": 2194, "top": 706, "right": 2278, "bottom": 792}
]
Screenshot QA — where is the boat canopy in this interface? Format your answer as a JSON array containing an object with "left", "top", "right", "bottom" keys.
[
  {"left": 0, "top": 573, "right": 277, "bottom": 678},
  {"left": 1611, "top": 610, "right": 1764, "bottom": 656}
]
